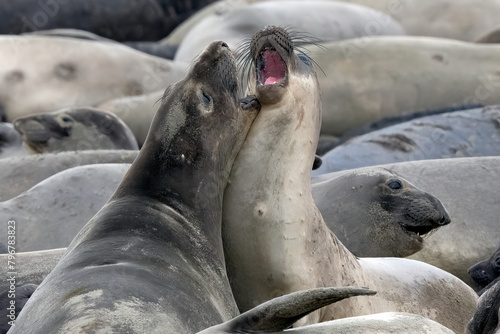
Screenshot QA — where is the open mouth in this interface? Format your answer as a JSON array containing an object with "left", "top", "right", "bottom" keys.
[
  {"left": 399, "top": 223, "right": 436, "bottom": 241},
  {"left": 257, "top": 48, "right": 286, "bottom": 86}
]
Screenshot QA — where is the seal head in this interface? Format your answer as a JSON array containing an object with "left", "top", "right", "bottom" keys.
[
  {"left": 13, "top": 107, "right": 139, "bottom": 153},
  {"left": 469, "top": 246, "right": 500, "bottom": 294},
  {"left": 314, "top": 168, "right": 451, "bottom": 257}
]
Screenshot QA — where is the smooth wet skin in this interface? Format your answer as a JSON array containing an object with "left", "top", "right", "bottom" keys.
[{"left": 10, "top": 41, "right": 260, "bottom": 333}]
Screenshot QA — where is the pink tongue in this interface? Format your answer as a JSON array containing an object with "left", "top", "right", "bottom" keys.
[{"left": 261, "top": 50, "right": 285, "bottom": 85}]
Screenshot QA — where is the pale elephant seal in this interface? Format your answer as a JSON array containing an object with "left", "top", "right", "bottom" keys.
[
  {"left": 336, "top": 0, "right": 500, "bottom": 42},
  {"left": 313, "top": 168, "right": 450, "bottom": 257},
  {"left": 98, "top": 90, "right": 164, "bottom": 147},
  {"left": 0, "top": 164, "right": 130, "bottom": 252},
  {"left": 13, "top": 107, "right": 138, "bottom": 154},
  {"left": 0, "top": 122, "right": 27, "bottom": 159},
  {"left": 314, "top": 156, "right": 500, "bottom": 287},
  {"left": 222, "top": 26, "right": 476, "bottom": 333},
  {"left": 0, "top": 35, "right": 188, "bottom": 122},
  {"left": 9, "top": 40, "right": 260, "bottom": 333},
  {"left": 174, "top": 0, "right": 404, "bottom": 62},
  {"left": 0, "top": 0, "right": 217, "bottom": 41},
  {"left": 469, "top": 246, "right": 500, "bottom": 294},
  {"left": 305, "top": 36, "right": 500, "bottom": 137},
  {"left": 466, "top": 277, "right": 500, "bottom": 334},
  {"left": 0, "top": 150, "right": 138, "bottom": 201},
  {"left": 313, "top": 105, "right": 500, "bottom": 175},
  {"left": 0, "top": 248, "right": 65, "bottom": 293}
]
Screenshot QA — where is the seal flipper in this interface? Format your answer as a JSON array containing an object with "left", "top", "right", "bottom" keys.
[{"left": 198, "top": 287, "right": 375, "bottom": 333}]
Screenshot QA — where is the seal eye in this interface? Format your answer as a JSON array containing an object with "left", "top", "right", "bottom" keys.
[
  {"left": 494, "top": 258, "right": 500, "bottom": 272},
  {"left": 387, "top": 179, "right": 403, "bottom": 190},
  {"left": 201, "top": 91, "right": 212, "bottom": 106}
]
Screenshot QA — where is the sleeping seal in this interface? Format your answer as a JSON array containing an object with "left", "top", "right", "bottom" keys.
[{"left": 13, "top": 107, "right": 139, "bottom": 154}]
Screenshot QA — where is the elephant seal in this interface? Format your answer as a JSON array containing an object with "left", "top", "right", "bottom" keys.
[
  {"left": 202, "top": 310, "right": 453, "bottom": 334},
  {"left": 314, "top": 156, "right": 500, "bottom": 287},
  {"left": 336, "top": 0, "right": 500, "bottom": 42},
  {"left": 222, "top": 26, "right": 476, "bottom": 333},
  {"left": 0, "top": 248, "right": 65, "bottom": 293},
  {"left": 174, "top": 0, "right": 404, "bottom": 62},
  {"left": 0, "top": 284, "right": 37, "bottom": 334},
  {"left": 0, "top": 164, "right": 130, "bottom": 252},
  {"left": 9, "top": 40, "right": 260, "bottom": 333},
  {"left": 0, "top": 0, "right": 217, "bottom": 41},
  {"left": 305, "top": 36, "right": 500, "bottom": 137},
  {"left": 475, "top": 25, "right": 500, "bottom": 43},
  {"left": 0, "top": 122, "right": 27, "bottom": 159},
  {"left": 313, "top": 105, "right": 500, "bottom": 175},
  {"left": 0, "top": 35, "right": 188, "bottom": 122},
  {"left": 313, "top": 167, "right": 451, "bottom": 257},
  {"left": 13, "top": 107, "right": 138, "bottom": 154},
  {"left": 466, "top": 277, "right": 500, "bottom": 334},
  {"left": 469, "top": 246, "right": 500, "bottom": 294},
  {"left": 0, "top": 150, "right": 138, "bottom": 201},
  {"left": 98, "top": 90, "right": 164, "bottom": 147}
]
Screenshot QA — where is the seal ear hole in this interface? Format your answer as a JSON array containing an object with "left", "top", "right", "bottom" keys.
[{"left": 387, "top": 179, "right": 403, "bottom": 190}]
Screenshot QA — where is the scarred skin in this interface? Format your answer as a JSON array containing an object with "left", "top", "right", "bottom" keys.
[{"left": 222, "top": 26, "right": 477, "bottom": 333}]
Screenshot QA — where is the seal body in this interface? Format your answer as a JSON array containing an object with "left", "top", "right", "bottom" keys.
[
  {"left": 10, "top": 41, "right": 260, "bottom": 333},
  {"left": 222, "top": 26, "right": 476, "bottom": 333},
  {"left": 337, "top": 0, "right": 500, "bottom": 41},
  {"left": 0, "top": 150, "right": 138, "bottom": 201},
  {"left": 98, "top": 90, "right": 164, "bottom": 147},
  {"left": 13, "top": 107, "right": 138, "bottom": 154},
  {"left": 313, "top": 168, "right": 450, "bottom": 257},
  {"left": 0, "top": 164, "right": 130, "bottom": 252},
  {"left": 313, "top": 105, "right": 500, "bottom": 175},
  {"left": 0, "top": 0, "right": 217, "bottom": 41},
  {"left": 174, "top": 0, "right": 404, "bottom": 62},
  {"left": 306, "top": 36, "right": 500, "bottom": 137},
  {"left": 0, "top": 122, "right": 27, "bottom": 159},
  {"left": 314, "top": 156, "right": 500, "bottom": 287},
  {"left": 0, "top": 36, "right": 187, "bottom": 122}
]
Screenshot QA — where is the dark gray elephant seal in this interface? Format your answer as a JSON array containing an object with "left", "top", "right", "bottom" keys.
[
  {"left": 0, "top": 164, "right": 130, "bottom": 252},
  {"left": 466, "top": 277, "right": 500, "bottom": 334},
  {"left": 0, "top": 284, "right": 37, "bottom": 334},
  {"left": 313, "top": 105, "right": 500, "bottom": 175},
  {"left": 469, "top": 246, "right": 500, "bottom": 294},
  {"left": 313, "top": 167, "right": 450, "bottom": 257},
  {"left": 0, "top": 150, "right": 138, "bottom": 202},
  {"left": 13, "top": 107, "right": 138, "bottom": 154},
  {"left": 0, "top": 123, "right": 27, "bottom": 159},
  {"left": 9, "top": 40, "right": 260, "bottom": 333},
  {"left": 0, "top": 0, "right": 217, "bottom": 41}
]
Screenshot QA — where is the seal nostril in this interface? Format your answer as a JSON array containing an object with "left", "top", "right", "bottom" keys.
[
  {"left": 221, "top": 42, "right": 228, "bottom": 48},
  {"left": 438, "top": 215, "right": 450, "bottom": 226}
]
